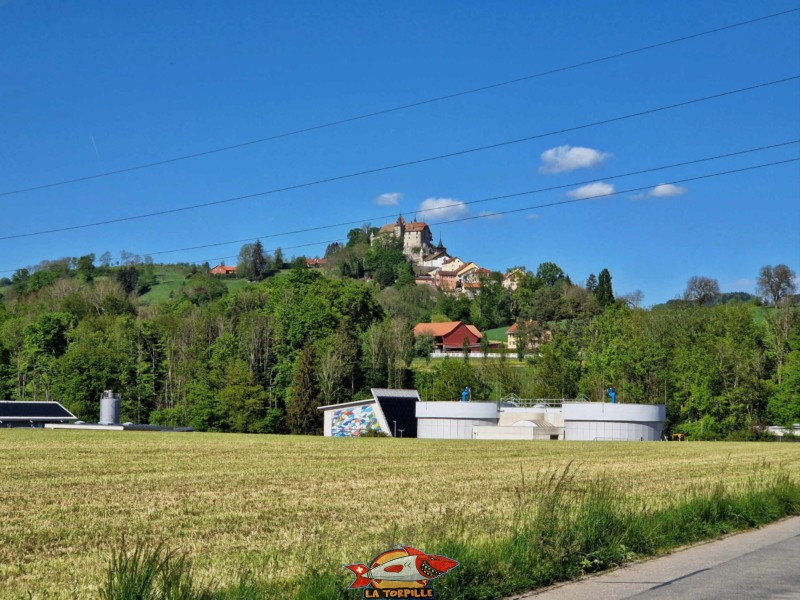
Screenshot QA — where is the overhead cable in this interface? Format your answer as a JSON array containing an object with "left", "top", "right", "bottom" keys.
[
  {"left": 1, "top": 7, "right": 796, "bottom": 198},
  {"left": 1, "top": 76, "right": 796, "bottom": 242}
]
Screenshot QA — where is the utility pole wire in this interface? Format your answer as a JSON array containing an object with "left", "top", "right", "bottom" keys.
[
  {"left": 83, "top": 140, "right": 800, "bottom": 262},
  {"left": 1, "top": 75, "right": 796, "bottom": 242},
  {"left": 5, "top": 156, "right": 793, "bottom": 275},
  {"left": 173, "top": 158, "right": 800, "bottom": 270},
  {"left": 1, "top": 7, "right": 796, "bottom": 198}
]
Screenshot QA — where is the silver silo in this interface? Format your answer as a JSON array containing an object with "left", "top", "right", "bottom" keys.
[{"left": 99, "top": 390, "right": 122, "bottom": 425}]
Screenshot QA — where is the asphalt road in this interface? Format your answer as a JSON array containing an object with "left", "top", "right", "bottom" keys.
[{"left": 512, "top": 516, "right": 800, "bottom": 600}]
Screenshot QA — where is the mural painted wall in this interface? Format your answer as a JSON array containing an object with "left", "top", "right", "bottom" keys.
[{"left": 331, "top": 404, "right": 382, "bottom": 437}]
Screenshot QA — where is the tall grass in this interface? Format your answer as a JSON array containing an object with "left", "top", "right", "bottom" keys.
[
  {"left": 99, "top": 539, "right": 214, "bottom": 600},
  {"left": 99, "top": 465, "right": 800, "bottom": 600}
]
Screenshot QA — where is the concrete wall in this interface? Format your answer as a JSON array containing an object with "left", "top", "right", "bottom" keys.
[
  {"left": 472, "top": 426, "right": 564, "bottom": 440},
  {"left": 563, "top": 402, "right": 666, "bottom": 441},
  {"left": 498, "top": 407, "right": 564, "bottom": 427}
]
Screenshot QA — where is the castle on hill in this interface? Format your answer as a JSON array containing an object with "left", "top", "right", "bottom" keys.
[
  {"left": 369, "top": 214, "right": 492, "bottom": 299},
  {"left": 371, "top": 215, "right": 447, "bottom": 266}
]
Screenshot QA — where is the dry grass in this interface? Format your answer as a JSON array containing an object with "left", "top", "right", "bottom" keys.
[{"left": 1, "top": 430, "right": 798, "bottom": 598}]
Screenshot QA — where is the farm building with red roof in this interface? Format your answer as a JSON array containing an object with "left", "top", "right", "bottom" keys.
[{"left": 412, "top": 321, "right": 482, "bottom": 351}]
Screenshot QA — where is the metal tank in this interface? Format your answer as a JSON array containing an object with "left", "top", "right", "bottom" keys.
[{"left": 99, "top": 390, "right": 121, "bottom": 425}]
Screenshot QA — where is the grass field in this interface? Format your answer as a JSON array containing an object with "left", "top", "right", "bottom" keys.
[
  {"left": 139, "top": 266, "right": 249, "bottom": 304},
  {"left": 1, "top": 431, "right": 799, "bottom": 598},
  {"left": 483, "top": 326, "right": 510, "bottom": 344}
]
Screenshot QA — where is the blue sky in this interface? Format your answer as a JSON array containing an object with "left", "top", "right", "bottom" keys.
[{"left": 1, "top": 0, "right": 798, "bottom": 304}]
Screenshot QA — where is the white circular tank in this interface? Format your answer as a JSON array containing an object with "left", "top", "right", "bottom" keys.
[{"left": 562, "top": 402, "right": 665, "bottom": 441}]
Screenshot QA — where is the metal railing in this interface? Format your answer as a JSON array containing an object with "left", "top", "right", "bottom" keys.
[{"left": 500, "top": 394, "right": 564, "bottom": 408}]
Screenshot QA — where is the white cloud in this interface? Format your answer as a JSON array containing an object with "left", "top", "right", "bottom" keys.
[
  {"left": 539, "top": 145, "right": 612, "bottom": 174},
  {"left": 649, "top": 183, "right": 687, "bottom": 198},
  {"left": 525, "top": 213, "right": 540, "bottom": 220},
  {"left": 479, "top": 210, "right": 503, "bottom": 220},
  {"left": 419, "top": 197, "right": 468, "bottom": 220},
  {"left": 566, "top": 181, "right": 614, "bottom": 200},
  {"left": 374, "top": 192, "right": 403, "bottom": 206}
]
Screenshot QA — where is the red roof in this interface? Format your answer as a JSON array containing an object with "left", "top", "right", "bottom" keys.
[
  {"left": 379, "top": 224, "right": 395, "bottom": 233},
  {"left": 413, "top": 322, "right": 462, "bottom": 337},
  {"left": 413, "top": 321, "right": 482, "bottom": 339},
  {"left": 405, "top": 222, "right": 429, "bottom": 232},
  {"left": 465, "top": 325, "right": 483, "bottom": 339},
  {"left": 210, "top": 265, "right": 237, "bottom": 274},
  {"left": 508, "top": 321, "right": 549, "bottom": 334},
  {"left": 306, "top": 258, "right": 327, "bottom": 266}
]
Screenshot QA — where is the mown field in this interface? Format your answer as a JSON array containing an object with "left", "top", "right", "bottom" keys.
[{"left": 1, "top": 431, "right": 799, "bottom": 598}]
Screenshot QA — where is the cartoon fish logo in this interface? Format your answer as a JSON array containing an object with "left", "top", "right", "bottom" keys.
[{"left": 344, "top": 545, "right": 458, "bottom": 592}]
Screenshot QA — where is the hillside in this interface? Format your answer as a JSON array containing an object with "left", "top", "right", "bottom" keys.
[
  {"left": 0, "top": 254, "right": 797, "bottom": 440},
  {"left": 139, "top": 265, "right": 250, "bottom": 304}
]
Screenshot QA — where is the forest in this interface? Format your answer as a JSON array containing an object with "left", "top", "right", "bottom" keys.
[{"left": 0, "top": 234, "right": 797, "bottom": 440}]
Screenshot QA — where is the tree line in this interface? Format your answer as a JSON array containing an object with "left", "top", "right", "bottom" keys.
[{"left": 0, "top": 243, "right": 797, "bottom": 439}]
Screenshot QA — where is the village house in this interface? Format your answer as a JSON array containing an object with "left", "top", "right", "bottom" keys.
[
  {"left": 506, "top": 321, "right": 554, "bottom": 350},
  {"left": 502, "top": 268, "right": 526, "bottom": 291},
  {"left": 435, "top": 269, "right": 460, "bottom": 292},
  {"left": 440, "top": 256, "right": 465, "bottom": 272},
  {"left": 210, "top": 265, "right": 237, "bottom": 276},
  {"left": 306, "top": 258, "right": 327, "bottom": 268},
  {"left": 421, "top": 239, "right": 451, "bottom": 270},
  {"left": 412, "top": 321, "right": 483, "bottom": 352}
]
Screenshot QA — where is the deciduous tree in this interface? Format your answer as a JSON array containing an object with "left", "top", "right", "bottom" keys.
[
  {"left": 683, "top": 276, "right": 720, "bottom": 304},
  {"left": 757, "top": 264, "right": 797, "bottom": 306}
]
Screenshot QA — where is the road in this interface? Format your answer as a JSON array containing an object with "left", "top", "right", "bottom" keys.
[{"left": 512, "top": 516, "right": 800, "bottom": 599}]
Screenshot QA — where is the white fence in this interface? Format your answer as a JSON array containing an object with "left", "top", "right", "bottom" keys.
[{"left": 428, "top": 351, "right": 535, "bottom": 359}]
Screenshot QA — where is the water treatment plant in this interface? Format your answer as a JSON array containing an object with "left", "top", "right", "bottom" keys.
[{"left": 318, "top": 389, "right": 667, "bottom": 441}]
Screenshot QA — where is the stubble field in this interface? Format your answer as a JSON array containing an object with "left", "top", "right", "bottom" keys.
[{"left": 1, "top": 430, "right": 798, "bottom": 598}]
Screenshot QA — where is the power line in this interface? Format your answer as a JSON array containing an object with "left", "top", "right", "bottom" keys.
[
  {"left": 1, "top": 7, "right": 797, "bottom": 198},
  {"left": 4, "top": 153, "right": 795, "bottom": 275},
  {"left": 95, "top": 140, "right": 800, "bottom": 262},
  {"left": 165, "top": 158, "right": 800, "bottom": 270},
  {"left": 430, "top": 158, "right": 799, "bottom": 227},
  {"left": 1, "top": 75, "right": 796, "bottom": 242}
]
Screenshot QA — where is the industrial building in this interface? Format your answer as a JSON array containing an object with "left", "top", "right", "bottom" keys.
[{"left": 318, "top": 392, "right": 667, "bottom": 441}]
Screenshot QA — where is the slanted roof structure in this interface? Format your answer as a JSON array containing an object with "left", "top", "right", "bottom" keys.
[
  {"left": 464, "top": 324, "right": 483, "bottom": 339},
  {"left": 405, "top": 222, "right": 428, "bottom": 232},
  {"left": 412, "top": 322, "right": 463, "bottom": 337},
  {"left": 412, "top": 321, "right": 483, "bottom": 350},
  {"left": 0, "top": 401, "right": 77, "bottom": 422},
  {"left": 210, "top": 265, "right": 237, "bottom": 275}
]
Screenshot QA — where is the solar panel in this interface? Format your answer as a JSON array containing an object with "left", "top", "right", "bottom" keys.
[{"left": 0, "top": 401, "right": 77, "bottom": 420}]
